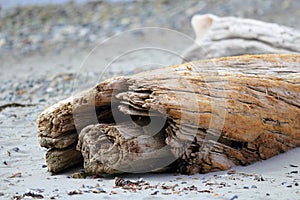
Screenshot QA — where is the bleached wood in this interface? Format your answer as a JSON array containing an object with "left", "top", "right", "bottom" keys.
[{"left": 182, "top": 14, "right": 300, "bottom": 62}]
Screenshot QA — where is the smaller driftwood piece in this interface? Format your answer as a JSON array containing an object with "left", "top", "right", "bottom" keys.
[
  {"left": 182, "top": 14, "right": 300, "bottom": 62},
  {"left": 37, "top": 54, "right": 300, "bottom": 175}
]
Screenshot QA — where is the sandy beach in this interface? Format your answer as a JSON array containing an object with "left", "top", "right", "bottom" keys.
[{"left": 1, "top": 0, "right": 300, "bottom": 199}]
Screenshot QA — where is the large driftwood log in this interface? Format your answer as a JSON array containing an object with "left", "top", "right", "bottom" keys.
[
  {"left": 182, "top": 14, "right": 300, "bottom": 62},
  {"left": 37, "top": 54, "right": 300, "bottom": 174}
]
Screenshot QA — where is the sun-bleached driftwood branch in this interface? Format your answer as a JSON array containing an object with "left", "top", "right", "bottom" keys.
[
  {"left": 182, "top": 14, "right": 300, "bottom": 62},
  {"left": 37, "top": 54, "right": 300, "bottom": 175}
]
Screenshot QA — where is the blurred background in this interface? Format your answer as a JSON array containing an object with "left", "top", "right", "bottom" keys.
[
  {"left": 1, "top": 0, "right": 300, "bottom": 58},
  {"left": 0, "top": 0, "right": 300, "bottom": 102}
]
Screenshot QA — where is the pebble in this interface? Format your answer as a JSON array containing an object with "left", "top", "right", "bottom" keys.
[
  {"left": 251, "top": 185, "right": 257, "bottom": 189},
  {"left": 110, "top": 191, "right": 117, "bottom": 195},
  {"left": 14, "top": 190, "right": 44, "bottom": 199},
  {"left": 230, "top": 195, "right": 238, "bottom": 200},
  {"left": 46, "top": 87, "right": 54, "bottom": 93},
  {"left": 227, "top": 170, "right": 237, "bottom": 175},
  {"left": 68, "top": 190, "right": 82, "bottom": 195},
  {"left": 0, "top": 38, "right": 6, "bottom": 47},
  {"left": 12, "top": 147, "right": 20, "bottom": 152},
  {"left": 91, "top": 188, "right": 106, "bottom": 193},
  {"left": 254, "top": 176, "right": 265, "bottom": 182},
  {"left": 151, "top": 190, "right": 159, "bottom": 195}
]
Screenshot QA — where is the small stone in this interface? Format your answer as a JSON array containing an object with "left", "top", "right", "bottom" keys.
[
  {"left": 120, "top": 18, "right": 130, "bottom": 26},
  {"left": 78, "top": 28, "right": 90, "bottom": 37},
  {"left": 254, "top": 176, "right": 265, "bottom": 181},
  {"left": 251, "top": 185, "right": 257, "bottom": 189},
  {"left": 23, "top": 191, "right": 44, "bottom": 199},
  {"left": 266, "top": 193, "right": 270, "bottom": 196},
  {"left": 95, "top": 188, "right": 106, "bottom": 193},
  {"left": 61, "top": 25, "right": 76, "bottom": 35},
  {"left": 0, "top": 38, "right": 6, "bottom": 47},
  {"left": 42, "top": 164, "right": 47, "bottom": 168},
  {"left": 13, "top": 147, "right": 20, "bottom": 152},
  {"left": 243, "top": 186, "right": 249, "bottom": 189},
  {"left": 46, "top": 87, "right": 54, "bottom": 93},
  {"left": 110, "top": 191, "right": 117, "bottom": 195},
  {"left": 227, "top": 170, "right": 236, "bottom": 175},
  {"left": 290, "top": 171, "right": 298, "bottom": 174},
  {"left": 230, "top": 195, "right": 238, "bottom": 200},
  {"left": 151, "top": 190, "right": 159, "bottom": 195},
  {"left": 290, "top": 164, "right": 298, "bottom": 168},
  {"left": 286, "top": 185, "right": 292, "bottom": 188},
  {"left": 68, "top": 190, "right": 82, "bottom": 195},
  {"left": 91, "top": 189, "right": 99, "bottom": 193}
]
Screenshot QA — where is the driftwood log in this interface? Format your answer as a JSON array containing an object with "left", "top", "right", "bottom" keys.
[
  {"left": 182, "top": 14, "right": 300, "bottom": 62},
  {"left": 37, "top": 54, "right": 300, "bottom": 175}
]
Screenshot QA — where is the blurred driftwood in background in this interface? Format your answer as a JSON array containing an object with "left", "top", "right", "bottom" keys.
[{"left": 182, "top": 14, "right": 300, "bottom": 62}]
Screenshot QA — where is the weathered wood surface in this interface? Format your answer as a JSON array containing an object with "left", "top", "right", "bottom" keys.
[
  {"left": 45, "top": 146, "right": 83, "bottom": 173},
  {"left": 37, "top": 54, "right": 300, "bottom": 174},
  {"left": 182, "top": 14, "right": 300, "bottom": 62},
  {"left": 77, "top": 122, "right": 175, "bottom": 174}
]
